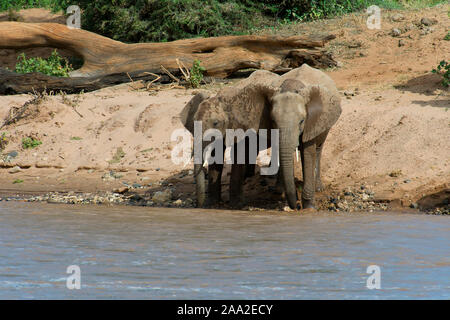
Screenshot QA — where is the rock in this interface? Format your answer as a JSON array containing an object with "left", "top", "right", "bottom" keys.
[
  {"left": 336, "top": 61, "right": 344, "bottom": 68},
  {"left": 391, "top": 13, "right": 404, "bottom": 22},
  {"left": 152, "top": 189, "right": 172, "bottom": 204},
  {"left": 7, "top": 151, "right": 18, "bottom": 158},
  {"left": 329, "top": 197, "right": 338, "bottom": 204},
  {"left": 101, "top": 172, "right": 116, "bottom": 181},
  {"left": 403, "top": 179, "right": 411, "bottom": 184},
  {"left": 173, "top": 199, "right": 183, "bottom": 206},
  {"left": 404, "top": 23, "right": 415, "bottom": 32},
  {"left": 389, "top": 170, "right": 402, "bottom": 177},
  {"left": 132, "top": 183, "right": 143, "bottom": 189},
  {"left": 130, "top": 194, "right": 143, "bottom": 201},
  {"left": 410, "top": 202, "right": 419, "bottom": 209},
  {"left": 398, "top": 39, "right": 406, "bottom": 47},
  {"left": 113, "top": 186, "right": 129, "bottom": 194},
  {"left": 390, "top": 28, "right": 401, "bottom": 37},
  {"left": 344, "top": 188, "right": 353, "bottom": 196},
  {"left": 8, "top": 166, "right": 21, "bottom": 174},
  {"left": 420, "top": 17, "right": 437, "bottom": 26},
  {"left": 344, "top": 91, "right": 355, "bottom": 97}
]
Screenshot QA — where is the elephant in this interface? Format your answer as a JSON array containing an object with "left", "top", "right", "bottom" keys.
[
  {"left": 180, "top": 70, "right": 280, "bottom": 207},
  {"left": 180, "top": 64, "right": 341, "bottom": 210},
  {"left": 271, "top": 64, "right": 341, "bottom": 210}
]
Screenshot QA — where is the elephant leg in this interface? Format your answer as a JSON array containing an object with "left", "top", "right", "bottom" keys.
[
  {"left": 230, "top": 142, "right": 246, "bottom": 208},
  {"left": 301, "top": 139, "right": 317, "bottom": 209},
  {"left": 314, "top": 130, "right": 329, "bottom": 192},
  {"left": 205, "top": 143, "right": 225, "bottom": 206},
  {"left": 245, "top": 136, "right": 256, "bottom": 178},
  {"left": 230, "top": 163, "right": 246, "bottom": 208},
  {"left": 245, "top": 164, "right": 256, "bottom": 178},
  {"left": 207, "top": 163, "right": 223, "bottom": 206}
]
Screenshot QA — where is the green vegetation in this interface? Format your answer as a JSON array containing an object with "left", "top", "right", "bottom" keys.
[
  {"left": 13, "top": 179, "right": 24, "bottom": 184},
  {"left": 0, "top": 1, "right": 70, "bottom": 12},
  {"left": 1, "top": 1, "right": 448, "bottom": 42},
  {"left": 189, "top": 60, "right": 206, "bottom": 88},
  {"left": 22, "top": 137, "right": 42, "bottom": 149},
  {"left": 109, "top": 147, "right": 126, "bottom": 164},
  {"left": 15, "top": 50, "right": 73, "bottom": 77},
  {"left": 432, "top": 60, "right": 450, "bottom": 87},
  {"left": 445, "top": 31, "right": 450, "bottom": 41},
  {"left": 0, "top": 132, "right": 9, "bottom": 151},
  {"left": 70, "top": 136, "right": 83, "bottom": 140}
]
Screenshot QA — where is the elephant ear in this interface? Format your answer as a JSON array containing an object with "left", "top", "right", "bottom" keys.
[
  {"left": 180, "top": 92, "right": 211, "bottom": 134},
  {"left": 301, "top": 85, "right": 342, "bottom": 142}
]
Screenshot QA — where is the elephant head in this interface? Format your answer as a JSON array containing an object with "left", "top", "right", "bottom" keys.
[{"left": 270, "top": 78, "right": 341, "bottom": 209}]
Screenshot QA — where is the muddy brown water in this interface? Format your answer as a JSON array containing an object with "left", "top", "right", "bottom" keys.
[{"left": 0, "top": 201, "right": 448, "bottom": 299}]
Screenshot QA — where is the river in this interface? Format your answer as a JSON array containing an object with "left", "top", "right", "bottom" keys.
[{"left": 0, "top": 201, "right": 448, "bottom": 299}]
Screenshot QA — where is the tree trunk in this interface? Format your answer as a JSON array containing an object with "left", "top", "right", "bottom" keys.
[{"left": 0, "top": 22, "right": 336, "bottom": 94}]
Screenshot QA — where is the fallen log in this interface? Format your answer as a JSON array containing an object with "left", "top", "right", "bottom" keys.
[
  {"left": 0, "top": 22, "right": 336, "bottom": 94},
  {"left": 0, "top": 68, "right": 174, "bottom": 95}
]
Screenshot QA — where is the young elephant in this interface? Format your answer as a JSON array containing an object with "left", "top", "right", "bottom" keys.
[{"left": 271, "top": 64, "right": 341, "bottom": 210}]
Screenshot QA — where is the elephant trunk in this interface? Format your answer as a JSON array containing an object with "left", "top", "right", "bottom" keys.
[{"left": 279, "top": 128, "right": 300, "bottom": 210}]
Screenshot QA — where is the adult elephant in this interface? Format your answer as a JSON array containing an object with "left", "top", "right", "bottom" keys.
[{"left": 180, "top": 70, "right": 279, "bottom": 207}]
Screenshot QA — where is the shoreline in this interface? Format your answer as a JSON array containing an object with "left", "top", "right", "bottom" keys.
[{"left": 0, "top": 180, "right": 448, "bottom": 215}]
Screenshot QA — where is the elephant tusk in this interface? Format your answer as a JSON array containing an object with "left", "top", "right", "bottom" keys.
[
  {"left": 203, "top": 158, "right": 209, "bottom": 168},
  {"left": 296, "top": 148, "right": 299, "bottom": 162}
]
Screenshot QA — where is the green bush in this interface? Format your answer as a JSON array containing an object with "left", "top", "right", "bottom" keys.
[
  {"left": 15, "top": 50, "right": 73, "bottom": 77},
  {"left": 22, "top": 137, "right": 42, "bottom": 149},
  {"left": 432, "top": 60, "right": 450, "bottom": 87},
  {"left": 1, "top": 0, "right": 447, "bottom": 43},
  {"left": 189, "top": 60, "right": 206, "bottom": 88},
  {"left": 445, "top": 31, "right": 450, "bottom": 41},
  {"left": 71, "top": 0, "right": 271, "bottom": 43},
  {"left": 0, "top": 0, "right": 70, "bottom": 12}
]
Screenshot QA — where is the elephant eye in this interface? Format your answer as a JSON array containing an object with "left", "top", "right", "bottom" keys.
[
  {"left": 299, "top": 120, "right": 304, "bottom": 125},
  {"left": 213, "top": 120, "right": 219, "bottom": 127}
]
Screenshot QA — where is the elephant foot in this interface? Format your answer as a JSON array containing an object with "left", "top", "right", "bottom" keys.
[
  {"left": 302, "top": 198, "right": 316, "bottom": 210},
  {"left": 230, "top": 201, "right": 247, "bottom": 210},
  {"left": 205, "top": 197, "right": 221, "bottom": 208},
  {"left": 229, "top": 196, "right": 247, "bottom": 209},
  {"left": 315, "top": 181, "right": 325, "bottom": 192},
  {"left": 300, "top": 207, "right": 317, "bottom": 214}
]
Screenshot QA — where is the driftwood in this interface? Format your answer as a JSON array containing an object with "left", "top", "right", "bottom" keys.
[
  {"left": 0, "top": 22, "right": 336, "bottom": 94},
  {"left": 0, "top": 68, "right": 174, "bottom": 94}
]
